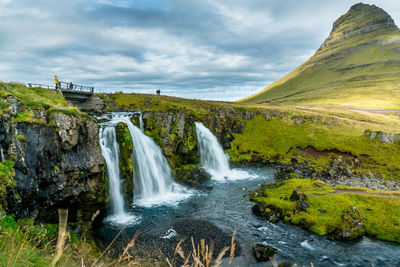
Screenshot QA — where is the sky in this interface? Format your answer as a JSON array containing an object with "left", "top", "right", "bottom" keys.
[{"left": 0, "top": 0, "right": 399, "bottom": 101}]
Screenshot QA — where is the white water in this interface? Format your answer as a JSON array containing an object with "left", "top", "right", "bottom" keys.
[
  {"left": 99, "top": 126, "right": 138, "bottom": 225},
  {"left": 195, "top": 122, "right": 254, "bottom": 181},
  {"left": 120, "top": 116, "right": 193, "bottom": 207},
  {"left": 99, "top": 112, "right": 193, "bottom": 210}
]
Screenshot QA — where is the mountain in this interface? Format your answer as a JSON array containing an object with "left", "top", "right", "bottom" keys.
[{"left": 240, "top": 3, "right": 400, "bottom": 109}]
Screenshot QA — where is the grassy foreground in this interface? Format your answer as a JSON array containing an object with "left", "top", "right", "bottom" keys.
[{"left": 250, "top": 178, "right": 400, "bottom": 242}]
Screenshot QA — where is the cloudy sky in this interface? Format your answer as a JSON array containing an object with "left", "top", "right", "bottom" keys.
[{"left": 0, "top": 0, "right": 399, "bottom": 101}]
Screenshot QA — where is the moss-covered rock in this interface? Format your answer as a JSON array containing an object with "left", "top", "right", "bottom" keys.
[
  {"left": 142, "top": 110, "right": 199, "bottom": 171},
  {"left": 115, "top": 122, "right": 134, "bottom": 202},
  {"left": 251, "top": 178, "right": 400, "bottom": 243}
]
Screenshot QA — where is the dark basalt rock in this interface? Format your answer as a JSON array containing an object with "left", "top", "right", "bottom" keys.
[
  {"left": 252, "top": 202, "right": 266, "bottom": 217},
  {"left": 252, "top": 202, "right": 283, "bottom": 223},
  {"left": 4, "top": 110, "right": 106, "bottom": 223},
  {"left": 192, "top": 167, "right": 212, "bottom": 183},
  {"left": 252, "top": 243, "right": 277, "bottom": 262},
  {"left": 289, "top": 190, "right": 307, "bottom": 201}
]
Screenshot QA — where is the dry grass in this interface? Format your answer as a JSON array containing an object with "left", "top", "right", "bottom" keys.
[
  {"left": 168, "top": 231, "right": 237, "bottom": 267},
  {"left": 51, "top": 209, "right": 68, "bottom": 267}
]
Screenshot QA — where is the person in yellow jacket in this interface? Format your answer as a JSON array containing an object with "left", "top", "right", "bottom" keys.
[{"left": 55, "top": 75, "right": 59, "bottom": 89}]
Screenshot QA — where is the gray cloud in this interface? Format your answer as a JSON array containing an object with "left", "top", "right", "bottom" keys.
[{"left": 0, "top": 0, "right": 399, "bottom": 100}]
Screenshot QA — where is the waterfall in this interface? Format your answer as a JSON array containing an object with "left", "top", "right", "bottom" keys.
[
  {"left": 195, "top": 122, "right": 254, "bottom": 181},
  {"left": 119, "top": 116, "right": 192, "bottom": 207},
  {"left": 99, "top": 112, "right": 192, "bottom": 210},
  {"left": 99, "top": 125, "right": 138, "bottom": 225}
]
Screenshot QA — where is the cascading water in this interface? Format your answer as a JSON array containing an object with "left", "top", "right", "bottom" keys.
[
  {"left": 119, "top": 116, "right": 192, "bottom": 207},
  {"left": 99, "top": 125, "right": 138, "bottom": 225},
  {"left": 99, "top": 112, "right": 193, "bottom": 210},
  {"left": 195, "top": 122, "right": 254, "bottom": 181}
]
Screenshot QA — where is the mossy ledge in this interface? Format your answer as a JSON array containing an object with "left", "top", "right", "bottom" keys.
[{"left": 250, "top": 178, "right": 400, "bottom": 243}]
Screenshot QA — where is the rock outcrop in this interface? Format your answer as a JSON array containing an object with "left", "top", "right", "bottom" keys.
[
  {"left": 321, "top": 3, "right": 399, "bottom": 48},
  {"left": 1, "top": 100, "right": 106, "bottom": 222},
  {"left": 364, "top": 130, "right": 400, "bottom": 144}
]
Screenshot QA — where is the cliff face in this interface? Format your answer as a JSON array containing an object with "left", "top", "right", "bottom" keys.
[
  {"left": 1, "top": 98, "right": 106, "bottom": 222},
  {"left": 322, "top": 3, "right": 399, "bottom": 48}
]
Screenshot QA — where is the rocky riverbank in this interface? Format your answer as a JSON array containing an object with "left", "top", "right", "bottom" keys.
[
  {"left": 274, "top": 157, "right": 400, "bottom": 191},
  {"left": 250, "top": 178, "right": 400, "bottom": 243}
]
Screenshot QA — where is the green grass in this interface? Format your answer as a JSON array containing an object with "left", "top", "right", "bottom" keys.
[
  {"left": 251, "top": 178, "right": 400, "bottom": 242},
  {"left": 0, "top": 160, "right": 15, "bottom": 209},
  {"left": 228, "top": 113, "right": 400, "bottom": 178},
  {"left": 0, "top": 215, "right": 125, "bottom": 267},
  {"left": 0, "top": 82, "right": 68, "bottom": 110},
  {"left": 105, "top": 92, "right": 258, "bottom": 119}
]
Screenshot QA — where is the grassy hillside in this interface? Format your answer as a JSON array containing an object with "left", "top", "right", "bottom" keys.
[
  {"left": 103, "top": 91, "right": 400, "bottom": 179},
  {"left": 240, "top": 4, "right": 400, "bottom": 109}
]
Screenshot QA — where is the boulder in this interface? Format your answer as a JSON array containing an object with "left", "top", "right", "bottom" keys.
[
  {"left": 192, "top": 167, "right": 212, "bottom": 183},
  {"left": 289, "top": 190, "right": 307, "bottom": 201},
  {"left": 252, "top": 202, "right": 266, "bottom": 217},
  {"left": 364, "top": 130, "right": 400, "bottom": 144},
  {"left": 252, "top": 243, "right": 277, "bottom": 262},
  {"left": 329, "top": 206, "right": 365, "bottom": 240},
  {"left": 293, "top": 117, "right": 304, "bottom": 125}
]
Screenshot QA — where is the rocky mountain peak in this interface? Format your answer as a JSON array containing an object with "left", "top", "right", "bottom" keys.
[{"left": 321, "top": 3, "right": 399, "bottom": 48}]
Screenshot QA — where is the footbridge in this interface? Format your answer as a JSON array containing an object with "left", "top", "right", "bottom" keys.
[{"left": 28, "top": 80, "right": 103, "bottom": 111}]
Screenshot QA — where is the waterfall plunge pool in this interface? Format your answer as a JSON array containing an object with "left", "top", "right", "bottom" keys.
[{"left": 96, "top": 166, "right": 400, "bottom": 267}]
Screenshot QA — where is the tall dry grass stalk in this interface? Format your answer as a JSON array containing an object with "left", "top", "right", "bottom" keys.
[
  {"left": 117, "top": 231, "right": 140, "bottom": 265},
  {"left": 51, "top": 208, "right": 68, "bottom": 267},
  {"left": 228, "top": 229, "right": 236, "bottom": 266},
  {"left": 171, "top": 230, "right": 236, "bottom": 267}
]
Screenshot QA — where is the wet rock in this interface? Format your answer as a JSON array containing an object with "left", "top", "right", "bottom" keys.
[
  {"left": 252, "top": 243, "right": 277, "bottom": 262},
  {"left": 252, "top": 202, "right": 283, "bottom": 222},
  {"left": 252, "top": 202, "right": 266, "bottom": 217},
  {"left": 192, "top": 167, "right": 212, "bottom": 183}
]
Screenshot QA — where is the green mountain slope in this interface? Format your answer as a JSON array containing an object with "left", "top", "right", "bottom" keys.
[{"left": 240, "top": 3, "right": 400, "bottom": 109}]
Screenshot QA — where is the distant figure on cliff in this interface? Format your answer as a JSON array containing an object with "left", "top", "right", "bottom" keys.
[
  {"left": 54, "top": 75, "right": 59, "bottom": 89},
  {"left": 69, "top": 82, "right": 73, "bottom": 90}
]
